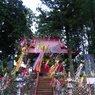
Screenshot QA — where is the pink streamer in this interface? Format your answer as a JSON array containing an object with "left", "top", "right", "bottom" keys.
[
  {"left": 0, "top": 77, "right": 5, "bottom": 81},
  {"left": 20, "top": 38, "right": 27, "bottom": 46}
]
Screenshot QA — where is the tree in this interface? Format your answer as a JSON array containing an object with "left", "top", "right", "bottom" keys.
[
  {"left": 86, "top": 0, "right": 95, "bottom": 55},
  {"left": 35, "top": 0, "right": 88, "bottom": 76},
  {"left": 0, "top": 0, "right": 34, "bottom": 60}
]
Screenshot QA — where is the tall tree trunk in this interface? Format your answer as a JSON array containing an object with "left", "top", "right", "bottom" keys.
[{"left": 65, "top": 25, "right": 74, "bottom": 77}]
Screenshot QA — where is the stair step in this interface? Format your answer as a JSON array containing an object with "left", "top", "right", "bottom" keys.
[
  {"left": 36, "top": 93, "right": 53, "bottom": 95},
  {"left": 36, "top": 91, "right": 53, "bottom": 94},
  {"left": 38, "top": 83, "right": 51, "bottom": 84},
  {"left": 37, "top": 89, "right": 52, "bottom": 90},
  {"left": 37, "top": 90, "right": 52, "bottom": 91},
  {"left": 38, "top": 80, "right": 51, "bottom": 82},
  {"left": 39, "top": 81, "right": 51, "bottom": 82},
  {"left": 38, "top": 87, "right": 52, "bottom": 88},
  {"left": 38, "top": 84, "right": 51, "bottom": 86},
  {"left": 36, "top": 76, "right": 53, "bottom": 95},
  {"left": 39, "top": 80, "right": 51, "bottom": 81},
  {"left": 38, "top": 85, "right": 51, "bottom": 86},
  {"left": 37, "top": 87, "right": 52, "bottom": 89},
  {"left": 38, "top": 86, "right": 51, "bottom": 87}
]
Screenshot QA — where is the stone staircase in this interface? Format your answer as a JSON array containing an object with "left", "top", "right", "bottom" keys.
[{"left": 36, "top": 76, "right": 53, "bottom": 95}]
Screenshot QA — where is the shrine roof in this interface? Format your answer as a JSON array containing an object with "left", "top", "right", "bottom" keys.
[{"left": 28, "top": 37, "right": 79, "bottom": 55}]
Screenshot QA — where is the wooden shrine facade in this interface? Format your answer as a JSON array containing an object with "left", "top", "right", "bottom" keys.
[{"left": 28, "top": 37, "right": 79, "bottom": 55}]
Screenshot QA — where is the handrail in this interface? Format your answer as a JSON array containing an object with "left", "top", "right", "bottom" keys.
[
  {"left": 53, "top": 86, "right": 55, "bottom": 95},
  {"left": 34, "top": 72, "right": 39, "bottom": 95}
]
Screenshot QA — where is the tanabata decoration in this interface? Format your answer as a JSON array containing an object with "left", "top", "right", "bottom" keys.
[
  {"left": 15, "top": 52, "right": 25, "bottom": 71},
  {"left": 26, "top": 58, "right": 31, "bottom": 65},
  {"left": 49, "top": 50, "right": 56, "bottom": 58},
  {"left": 21, "top": 68, "right": 28, "bottom": 76},
  {"left": 33, "top": 45, "right": 46, "bottom": 72},
  {"left": 1, "top": 79, "right": 11, "bottom": 90},
  {"left": 79, "top": 76, "right": 84, "bottom": 87},
  {"left": 35, "top": 45, "right": 39, "bottom": 49},
  {"left": 32, "top": 52, "right": 41, "bottom": 72},
  {"left": 2, "top": 68, "right": 29, "bottom": 90},
  {"left": 0, "top": 77, "right": 5, "bottom": 81},
  {"left": 44, "top": 60, "right": 49, "bottom": 69},
  {"left": 0, "top": 38, "right": 32, "bottom": 91},
  {"left": 56, "top": 80, "right": 61, "bottom": 89},
  {"left": 1, "top": 71, "right": 29, "bottom": 90},
  {"left": 11, "top": 68, "right": 16, "bottom": 75},
  {"left": 49, "top": 52, "right": 53, "bottom": 58},
  {"left": 0, "top": 68, "right": 28, "bottom": 90},
  {"left": 15, "top": 47, "right": 28, "bottom": 71},
  {"left": 48, "top": 60, "right": 59, "bottom": 77},
  {"left": 23, "top": 55, "right": 29, "bottom": 61},
  {"left": 42, "top": 45, "right": 47, "bottom": 51},
  {"left": 48, "top": 65, "right": 55, "bottom": 74},
  {"left": 50, "top": 78, "right": 61, "bottom": 91},
  {"left": 4, "top": 72, "right": 7, "bottom": 77},
  {"left": 75, "top": 63, "right": 84, "bottom": 80},
  {"left": 34, "top": 45, "right": 39, "bottom": 53},
  {"left": 50, "top": 77, "right": 55, "bottom": 87},
  {"left": 0, "top": 72, "right": 8, "bottom": 81},
  {"left": 33, "top": 51, "right": 44, "bottom": 72},
  {"left": 57, "top": 64, "right": 63, "bottom": 72},
  {"left": 22, "top": 80, "right": 29, "bottom": 87},
  {"left": 20, "top": 38, "right": 27, "bottom": 47},
  {"left": 16, "top": 38, "right": 28, "bottom": 71}
]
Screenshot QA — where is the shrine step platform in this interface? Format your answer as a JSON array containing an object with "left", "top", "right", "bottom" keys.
[{"left": 36, "top": 76, "right": 53, "bottom": 95}]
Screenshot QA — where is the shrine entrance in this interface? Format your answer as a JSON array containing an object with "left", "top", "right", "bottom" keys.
[
  {"left": 28, "top": 37, "right": 79, "bottom": 95},
  {"left": 28, "top": 37, "right": 79, "bottom": 76}
]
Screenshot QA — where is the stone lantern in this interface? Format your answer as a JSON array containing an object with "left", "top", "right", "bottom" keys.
[
  {"left": 15, "top": 74, "right": 24, "bottom": 95},
  {"left": 66, "top": 72, "right": 74, "bottom": 95}
]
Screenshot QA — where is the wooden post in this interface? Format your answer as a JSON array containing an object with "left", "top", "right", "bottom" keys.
[{"left": 34, "top": 72, "right": 39, "bottom": 95}]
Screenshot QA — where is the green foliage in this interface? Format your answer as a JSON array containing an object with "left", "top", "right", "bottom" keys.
[
  {"left": 35, "top": 0, "right": 95, "bottom": 55},
  {"left": 0, "top": 0, "right": 34, "bottom": 60},
  {"left": 78, "top": 0, "right": 95, "bottom": 55},
  {"left": 36, "top": 0, "right": 86, "bottom": 47},
  {"left": 34, "top": 0, "right": 95, "bottom": 74}
]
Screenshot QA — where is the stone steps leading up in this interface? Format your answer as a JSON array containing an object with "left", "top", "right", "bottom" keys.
[{"left": 36, "top": 76, "right": 53, "bottom": 95}]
